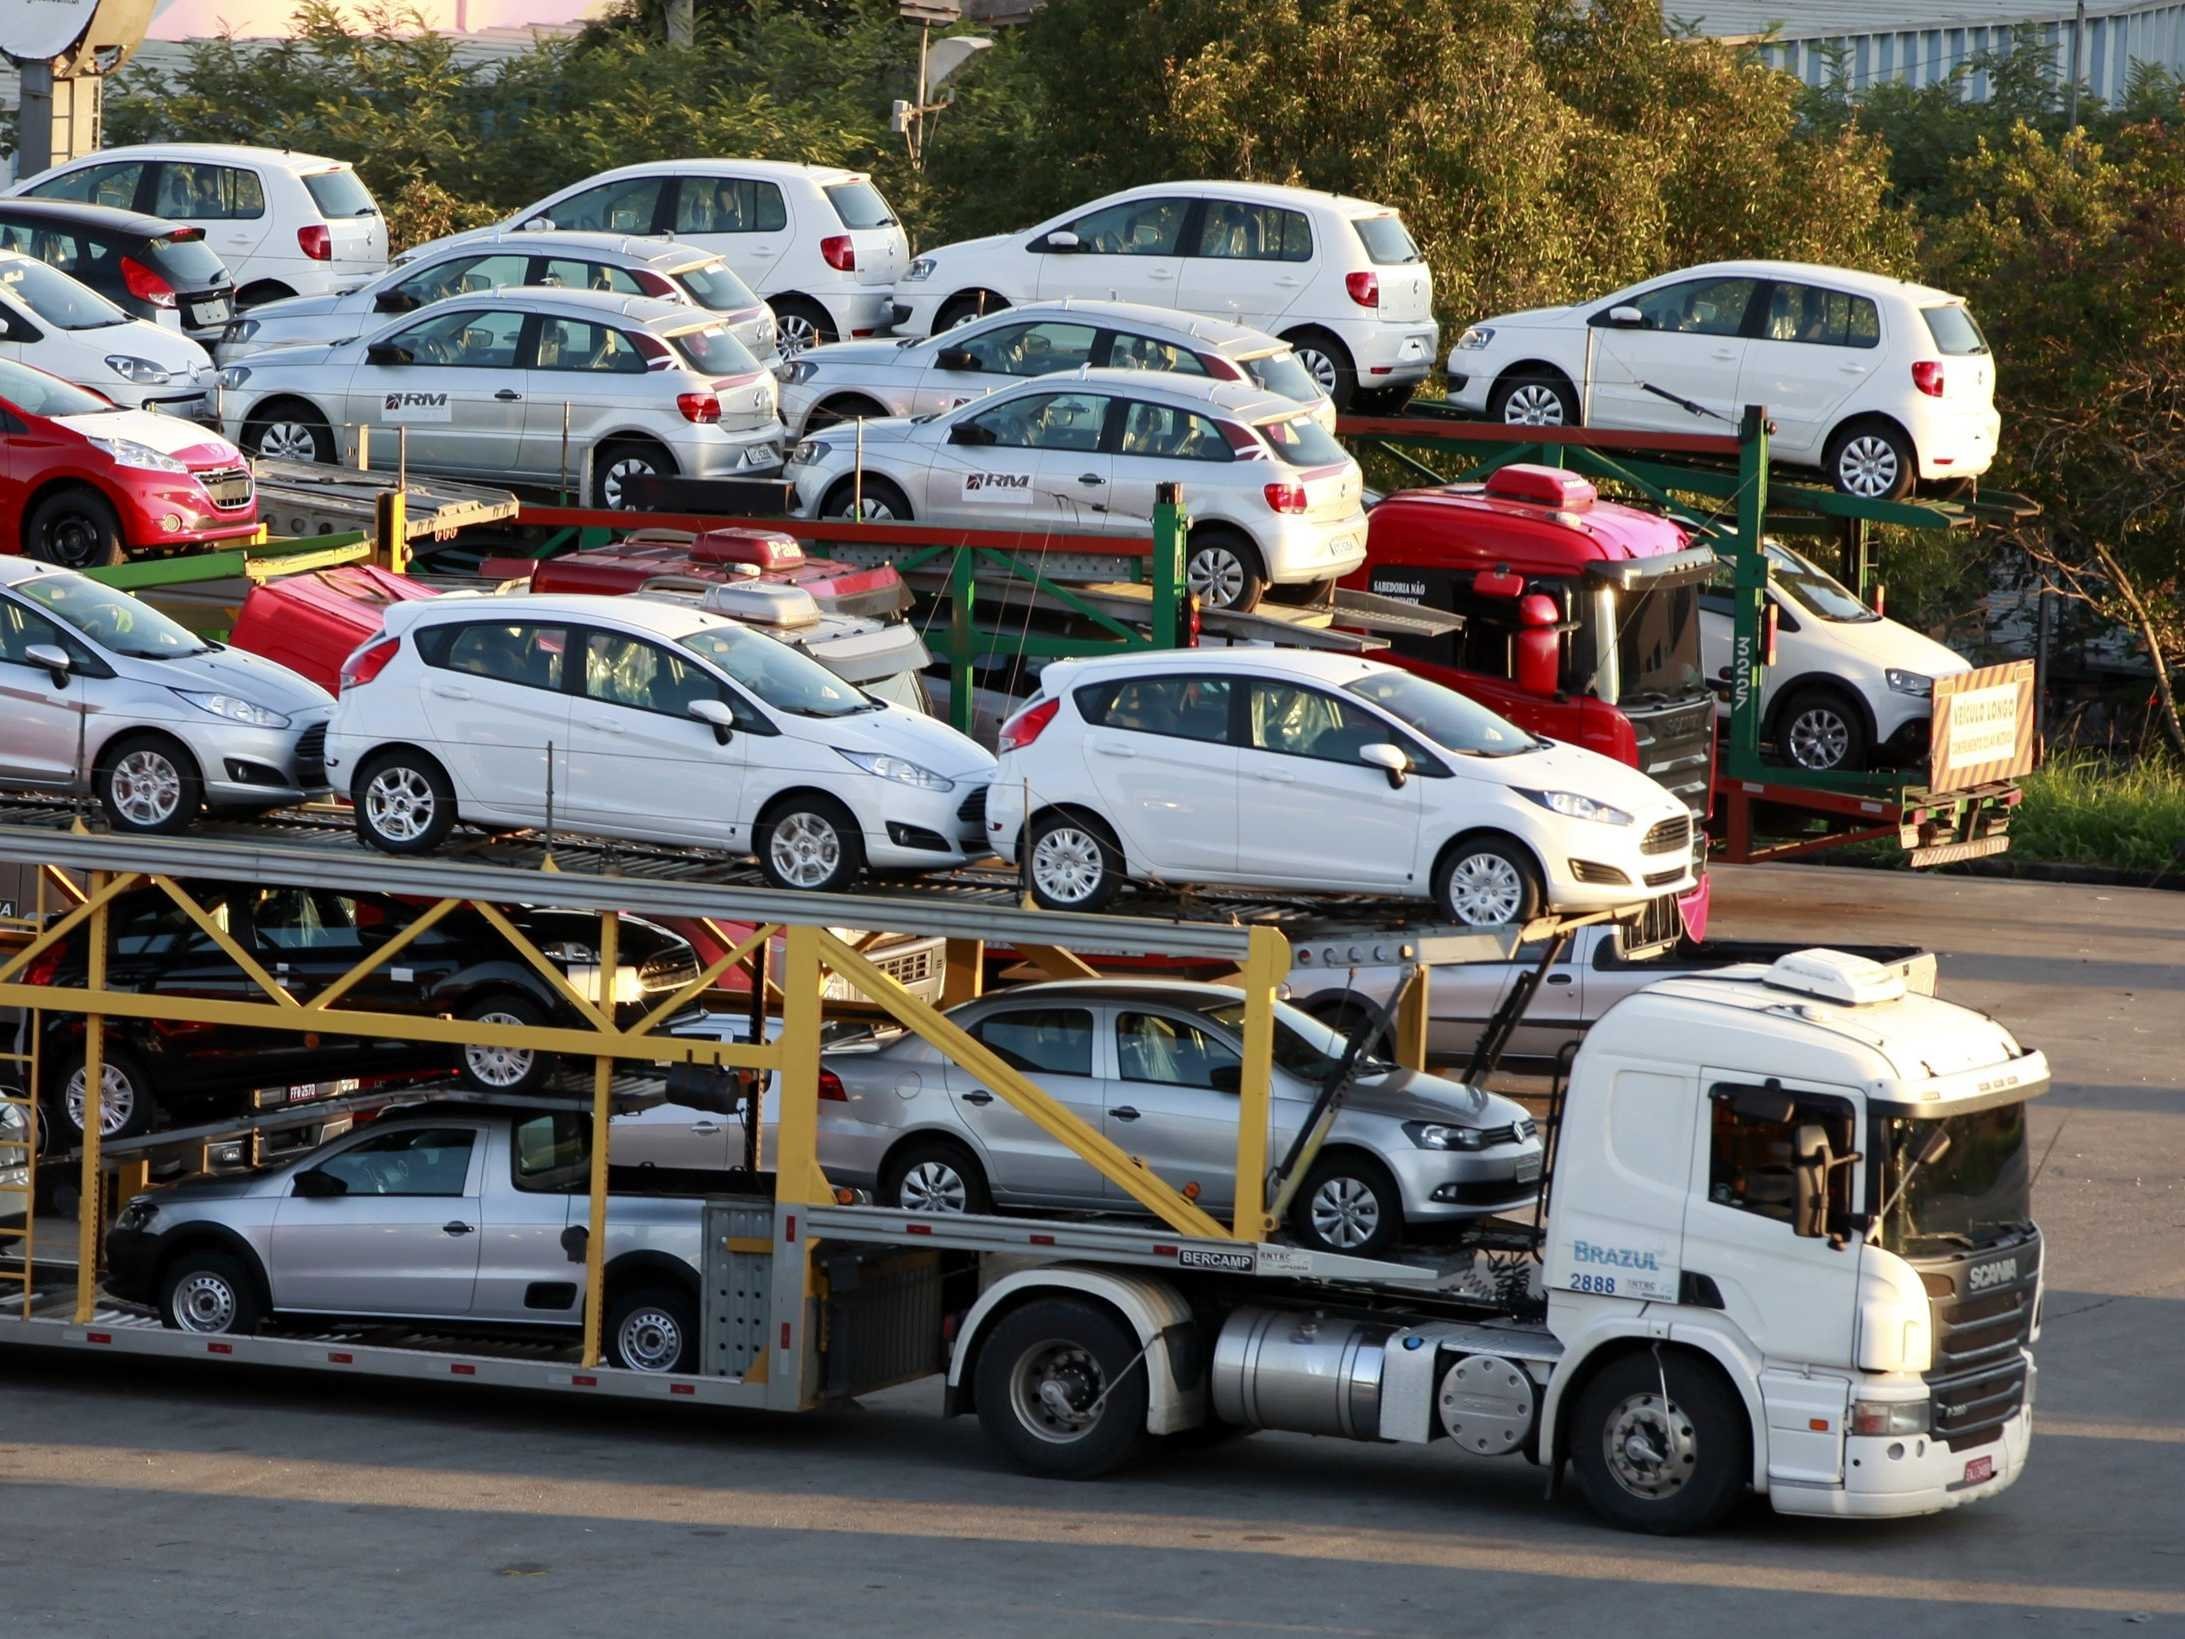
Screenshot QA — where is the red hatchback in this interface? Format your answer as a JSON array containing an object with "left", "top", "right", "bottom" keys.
[{"left": 0, "top": 357, "right": 257, "bottom": 568}]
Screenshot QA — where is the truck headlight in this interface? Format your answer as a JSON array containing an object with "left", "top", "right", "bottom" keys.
[
  {"left": 1453, "top": 326, "right": 1495, "bottom": 351},
  {"left": 903, "top": 256, "right": 936, "bottom": 282},
  {"left": 1404, "top": 1120, "right": 1487, "bottom": 1151},
  {"left": 837, "top": 749, "right": 951, "bottom": 791},
  {"left": 1519, "top": 789, "right": 1634, "bottom": 826},
  {"left": 1850, "top": 1398, "right": 1930, "bottom": 1436},
  {"left": 175, "top": 690, "right": 291, "bottom": 728},
  {"left": 1886, "top": 669, "right": 1934, "bottom": 697}
]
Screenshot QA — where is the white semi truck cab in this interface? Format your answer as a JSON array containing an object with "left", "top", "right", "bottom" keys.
[{"left": 949, "top": 949, "right": 2047, "bottom": 1534}]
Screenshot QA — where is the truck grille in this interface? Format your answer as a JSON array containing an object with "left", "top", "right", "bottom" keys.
[
  {"left": 1641, "top": 815, "right": 1692, "bottom": 856},
  {"left": 1922, "top": 1233, "right": 2040, "bottom": 1450},
  {"left": 199, "top": 465, "right": 254, "bottom": 510},
  {"left": 1627, "top": 695, "right": 1715, "bottom": 816},
  {"left": 294, "top": 723, "right": 328, "bottom": 786}
]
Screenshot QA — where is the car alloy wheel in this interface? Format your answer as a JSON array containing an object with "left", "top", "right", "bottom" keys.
[
  {"left": 258, "top": 420, "right": 324, "bottom": 461},
  {"left": 615, "top": 1305, "right": 686, "bottom": 1373},
  {"left": 64, "top": 1062, "right": 136, "bottom": 1137},
  {"left": 777, "top": 312, "right": 822, "bottom": 357},
  {"left": 1501, "top": 383, "right": 1568, "bottom": 426},
  {"left": 769, "top": 811, "right": 843, "bottom": 889},
  {"left": 1601, "top": 1389, "right": 1699, "bottom": 1501},
  {"left": 1008, "top": 1339, "right": 1110, "bottom": 1445},
  {"left": 898, "top": 1158, "right": 971, "bottom": 1213},
  {"left": 1787, "top": 705, "right": 1853, "bottom": 770},
  {"left": 108, "top": 748, "right": 184, "bottom": 828},
  {"left": 171, "top": 1270, "right": 242, "bottom": 1335},
  {"left": 1309, "top": 1174, "right": 1382, "bottom": 1250},
  {"left": 1293, "top": 345, "right": 1340, "bottom": 396},
  {"left": 1835, "top": 434, "right": 1901, "bottom": 498},
  {"left": 1029, "top": 825, "right": 1106, "bottom": 906},
  {"left": 831, "top": 493, "right": 898, "bottom": 521},
  {"left": 1187, "top": 543, "right": 1248, "bottom": 608},
  {"left": 462, "top": 1010, "right": 536, "bottom": 1090},
  {"left": 1443, "top": 852, "right": 1525, "bottom": 925},
  {"left": 364, "top": 765, "right": 437, "bottom": 844},
  {"left": 600, "top": 455, "right": 659, "bottom": 510}
]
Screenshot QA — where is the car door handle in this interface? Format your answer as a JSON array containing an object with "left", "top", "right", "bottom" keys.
[
  {"left": 1091, "top": 742, "right": 1136, "bottom": 758},
  {"left": 1078, "top": 473, "right": 1105, "bottom": 486},
  {"left": 689, "top": 1119, "right": 725, "bottom": 1135},
  {"left": 961, "top": 1088, "right": 993, "bottom": 1106},
  {"left": 585, "top": 717, "right": 628, "bottom": 736},
  {"left": 1710, "top": 347, "right": 1737, "bottom": 360},
  {"left": 1110, "top": 1106, "right": 1140, "bottom": 1121},
  {"left": 1147, "top": 269, "right": 1175, "bottom": 280},
  {"left": 494, "top": 388, "right": 523, "bottom": 401},
  {"left": 1839, "top": 364, "right": 1868, "bottom": 375},
  {"left": 1545, "top": 972, "right": 1574, "bottom": 987},
  {"left": 1264, "top": 768, "right": 1295, "bottom": 784},
  {"left": 428, "top": 682, "right": 474, "bottom": 701},
  {"left": 1274, "top": 277, "right": 1303, "bottom": 287},
  {"left": 442, "top": 1221, "right": 474, "bottom": 1236}
]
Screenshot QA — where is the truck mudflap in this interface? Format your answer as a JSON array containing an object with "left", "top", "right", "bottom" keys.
[{"left": 1770, "top": 1370, "right": 2034, "bottom": 1520}]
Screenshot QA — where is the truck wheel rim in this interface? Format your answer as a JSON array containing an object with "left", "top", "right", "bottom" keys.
[
  {"left": 770, "top": 812, "right": 842, "bottom": 888},
  {"left": 1187, "top": 546, "right": 1246, "bottom": 608},
  {"left": 616, "top": 1307, "right": 684, "bottom": 1372},
  {"left": 1295, "top": 345, "right": 1339, "bottom": 395},
  {"left": 1787, "top": 708, "right": 1851, "bottom": 769},
  {"left": 1010, "top": 1340, "right": 1106, "bottom": 1443},
  {"left": 365, "top": 766, "right": 436, "bottom": 842},
  {"left": 1603, "top": 1391, "right": 1697, "bottom": 1500},
  {"left": 899, "top": 1159, "right": 969, "bottom": 1213},
  {"left": 1503, "top": 384, "right": 1567, "bottom": 425},
  {"left": 110, "top": 749, "right": 182, "bottom": 826},
  {"left": 464, "top": 1011, "right": 534, "bottom": 1088},
  {"left": 65, "top": 1063, "right": 135, "bottom": 1135},
  {"left": 1030, "top": 827, "right": 1104, "bottom": 904},
  {"left": 1309, "top": 1175, "right": 1381, "bottom": 1249},
  {"left": 1838, "top": 435, "right": 1899, "bottom": 497},
  {"left": 173, "top": 1271, "right": 239, "bottom": 1334},
  {"left": 1445, "top": 855, "right": 1523, "bottom": 925},
  {"left": 259, "top": 421, "right": 321, "bottom": 461}
]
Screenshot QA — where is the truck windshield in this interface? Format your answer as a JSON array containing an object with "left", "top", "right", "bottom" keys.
[
  {"left": 1610, "top": 581, "right": 1705, "bottom": 703},
  {"left": 1344, "top": 668, "right": 1537, "bottom": 756},
  {"left": 1876, "top": 1097, "right": 2037, "bottom": 1256}
]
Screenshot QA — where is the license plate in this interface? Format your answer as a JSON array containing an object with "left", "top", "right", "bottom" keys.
[
  {"left": 1326, "top": 533, "right": 1356, "bottom": 558},
  {"left": 1516, "top": 1153, "right": 1543, "bottom": 1184},
  {"left": 1962, "top": 1454, "right": 1995, "bottom": 1485},
  {"left": 195, "top": 299, "right": 230, "bottom": 325}
]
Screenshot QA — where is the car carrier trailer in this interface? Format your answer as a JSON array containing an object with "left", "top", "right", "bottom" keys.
[{"left": 0, "top": 807, "right": 2046, "bottom": 1535}]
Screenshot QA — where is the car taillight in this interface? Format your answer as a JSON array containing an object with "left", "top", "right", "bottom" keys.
[
  {"left": 1345, "top": 270, "right": 1379, "bottom": 308},
  {"left": 819, "top": 1069, "right": 848, "bottom": 1102},
  {"left": 24, "top": 947, "right": 63, "bottom": 987},
  {"left": 677, "top": 392, "right": 723, "bottom": 424},
  {"left": 120, "top": 255, "right": 177, "bottom": 309},
  {"left": 1264, "top": 481, "right": 1308, "bottom": 514},
  {"left": 998, "top": 696, "right": 1059, "bottom": 753},
  {"left": 1912, "top": 360, "right": 1945, "bottom": 397},
  {"left": 299, "top": 224, "right": 332, "bottom": 261},
  {"left": 819, "top": 235, "right": 856, "bottom": 272},
  {"left": 340, "top": 635, "right": 400, "bottom": 692}
]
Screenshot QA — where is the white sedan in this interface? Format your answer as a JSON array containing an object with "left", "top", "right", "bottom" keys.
[{"left": 785, "top": 368, "right": 1366, "bottom": 610}]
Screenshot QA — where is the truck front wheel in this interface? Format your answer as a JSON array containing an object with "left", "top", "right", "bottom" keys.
[
  {"left": 1569, "top": 1350, "right": 1749, "bottom": 1534},
  {"left": 974, "top": 1298, "right": 1149, "bottom": 1479}
]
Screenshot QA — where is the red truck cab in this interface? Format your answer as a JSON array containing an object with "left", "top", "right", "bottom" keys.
[{"left": 1346, "top": 464, "right": 1717, "bottom": 933}]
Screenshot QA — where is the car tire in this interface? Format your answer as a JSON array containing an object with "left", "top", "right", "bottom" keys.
[
  {"left": 235, "top": 281, "right": 296, "bottom": 308},
  {"left": 593, "top": 438, "right": 676, "bottom": 510},
  {"left": 1186, "top": 529, "right": 1268, "bottom": 612},
  {"left": 24, "top": 487, "right": 127, "bottom": 569},
  {"left": 936, "top": 292, "right": 1008, "bottom": 333},
  {"left": 95, "top": 733, "right": 203, "bottom": 835},
  {"left": 158, "top": 1249, "right": 265, "bottom": 1336},
  {"left": 756, "top": 793, "right": 865, "bottom": 893},
  {"left": 354, "top": 749, "right": 458, "bottom": 855},
  {"left": 456, "top": 991, "right": 555, "bottom": 1096},
  {"left": 1023, "top": 810, "right": 1123, "bottom": 912},
  {"left": 880, "top": 1135, "right": 993, "bottom": 1216},
  {"left": 1776, "top": 687, "right": 1870, "bottom": 772},
  {"left": 606, "top": 1283, "right": 699, "bottom": 1373},
  {"left": 1350, "top": 383, "right": 1417, "bottom": 416},
  {"left": 1825, "top": 419, "right": 1916, "bottom": 500},
  {"left": 1264, "top": 574, "right": 1339, "bottom": 608},
  {"left": 1569, "top": 1350, "right": 1750, "bottom": 1535},
  {"left": 51, "top": 1043, "right": 157, "bottom": 1144},
  {"left": 973, "top": 1297, "right": 1150, "bottom": 1479},
  {"left": 819, "top": 474, "right": 912, "bottom": 522},
  {"left": 1281, "top": 327, "right": 1357, "bottom": 410},
  {"left": 1433, "top": 834, "right": 1544, "bottom": 928},
  {"left": 1290, "top": 1151, "right": 1403, "bottom": 1257},
  {"left": 771, "top": 297, "right": 837, "bottom": 358},
  {"left": 1489, "top": 369, "right": 1579, "bottom": 428},
  {"left": 805, "top": 394, "right": 888, "bottom": 432},
  {"left": 243, "top": 400, "right": 336, "bottom": 464}
]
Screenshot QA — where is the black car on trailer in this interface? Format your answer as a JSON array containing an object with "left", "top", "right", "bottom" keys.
[{"left": 0, "top": 198, "right": 238, "bottom": 343}]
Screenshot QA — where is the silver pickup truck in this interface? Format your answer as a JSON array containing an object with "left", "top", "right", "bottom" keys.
[{"left": 105, "top": 1106, "right": 715, "bottom": 1373}]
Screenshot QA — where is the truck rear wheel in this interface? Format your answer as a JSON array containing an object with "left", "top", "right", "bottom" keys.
[
  {"left": 1569, "top": 1350, "right": 1749, "bottom": 1534},
  {"left": 974, "top": 1298, "right": 1149, "bottom": 1479}
]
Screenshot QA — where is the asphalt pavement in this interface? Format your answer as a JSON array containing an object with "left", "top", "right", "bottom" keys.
[{"left": 2, "top": 864, "right": 2180, "bottom": 1637}]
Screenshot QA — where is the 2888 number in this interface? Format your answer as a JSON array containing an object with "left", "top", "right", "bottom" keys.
[{"left": 1569, "top": 1273, "right": 1618, "bottom": 1295}]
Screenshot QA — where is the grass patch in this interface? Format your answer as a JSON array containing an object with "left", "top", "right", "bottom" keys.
[{"left": 2008, "top": 755, "right": 2185, "bottom": 874}]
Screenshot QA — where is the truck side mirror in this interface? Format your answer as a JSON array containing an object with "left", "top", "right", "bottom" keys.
[
  {"left": 1513, "top": 615, "right": 1559, "bottom": 697},
  {"left": 1472, "top": 568, "right": 1525, "bottom": 600},
  {"left": 1791, "top": 1122, "right": 1830, "bottom": 1239},
  {"left": 1359, "top": 742, "right": 1409, "bottom": 789}
]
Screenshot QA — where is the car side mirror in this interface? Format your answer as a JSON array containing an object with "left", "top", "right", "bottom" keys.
[
  {"left": 948, "top": 422, "right": 994, "bottom": 446},
  {"left": 1607, "top": 304, "right": 1644, "bottom": 328},
  {"left": 374, "top": 289, "right": 416, "bottom": 313},
  {"left": 689, "top": 697, "right": 736, "bottom": 744},
  {"left": 525, "top": 216, "right": 555, "bottom": 232},
  {"left": 365, "top": 342, "right": 412, "bottom": 366},
  {"left": 559, "top": 1224, "right": 588, "bottom": 1263},
  {"left": 1359, "top": 742, "right": 1409, "bottom": 789},
  {"left": 935, "top": 346, "right": 979, "bottom": 372},
  {"left": 1036, "top": 229, "right": 1081, "bottom": 253},
  {"left": 24, "top": 643, "right": 71, "bottom": 686},
  {"left": 293, "top": 1168, "right": 347, "bottom": 1199},
  {"left": 1208, "top": 1062, "right": 1242, "bottom": 1095}
]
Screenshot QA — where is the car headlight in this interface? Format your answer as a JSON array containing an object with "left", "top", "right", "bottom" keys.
[
  {"left": 1850, "top": 1398, "right": 1930, "bottom": 1437},
  {"left": 1519, "top": 788, "right": 1634, "bottom": 825},
  {"left": 223, "top": 318, "right": 259, "bottom": 344},
  {"left": 782, "top": 359, "right": 820, "bottom": 386},
  {"left": 789, "top": 438, "right": 832, "bottom": 468},
  {"left": 86, "top": 435, "right": 189, "bottom": 474},
  {"left": 903, "top": 256, "right": 936, "bottom": 283},
  {"left": 175, "top": 690, "right": 291, "bottom": 728},
  {"left": 217, "top": 365, "right": 252, "bottom": 390},
  {"left": 104, "top": 354, "right": 175, "bottom": 384},
  {"left": 836, "top": 748, "right": 952, "bottom": 791},
  {"left": 1405, "top": 1120, "right": 1488, "bottom": 1151},
  {"left": 1454, "top": 326, "right": 1495, "bottom": 351},
  {"left": 1886, "top": 669, "right": 1934, "bottom": 697},
  {"left": 114, "top": 1198, "right": 159, "bottom": 1233}
]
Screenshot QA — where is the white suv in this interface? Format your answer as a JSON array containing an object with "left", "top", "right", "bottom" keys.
[
  {"left": 987, "top": 649, "right": 1696, "bottom": 925},
  {"left": 9, "top": 144, "right": 386, "bottom": 305},
  {"left": 890, "top": 182, "right": 1437, "bottom": 410},
  {"left": 1445, "top": 259, "right": 1999, "bottom": 498},
  {"left": 396, "top": 161, "right": 908, "bottom": 357}
]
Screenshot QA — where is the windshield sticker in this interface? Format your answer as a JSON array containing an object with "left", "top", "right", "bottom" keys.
[
  {"left": 381, "top": 391, "right": 451, "bottom": 423},
  {"left": 963, "top": 471, "right": 1033, "bottom": 503}
]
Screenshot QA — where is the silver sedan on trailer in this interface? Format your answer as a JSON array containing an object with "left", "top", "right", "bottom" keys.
[{"left": 817, "top": 979, "right": 1543, "bottom": 1256}]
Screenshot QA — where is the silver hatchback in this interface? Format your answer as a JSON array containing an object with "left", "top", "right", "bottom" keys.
[
  {"left": 819, "top": 979, "right": 1543, "bottom": 1255},
  {"left": 0, "top": 558, "right": 332, "bottom": 831}
]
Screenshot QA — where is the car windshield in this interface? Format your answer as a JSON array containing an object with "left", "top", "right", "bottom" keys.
[
  {"left": 1766, "top": 541, "right": 1876, "bottom": 623},
  {"left": 672, "top": 257, "right": 763, "bottom": 314},
  {"left": 671, "top": 323, "right": 761, "bottom": 377},
  {"left": 679, "top": 623, "right": 876, "bottom": 717},
  {"left": 1352, "top": 214, "right": 1422, "bottom": 265},
  {"left": 304, "top": 168, "right": 378, "bottom": 217},
  {"left": 823, "top": 180, "right": 896, "bottom": 229},
  {"left": 1922, "top": 304, "right": 1989, "bottom": 356},
  {"left": 1258, "top": 413, "right": 1348, "bottom": 467},
  {"left": 1343, "top": 668, "right": 1535, "bottom": 756},
  {"left": 0, "top": 358, "right": 111, "bottom": 416},
  {"left": 1610, "top": 581, "right": 1706, "bottom": 703},
  {"left": 1201, "top": 998, "right": 1392, "bottom": 1081},
  {"left": 18, "top": 572, "right": 212, "bottom": 657},
  {"left": 0, "top": 256, "right": 130, "bottom": 330},
  {"left": 1876, "top": 1096, "right": 2038, "bottom": 1257},
  {"left": 1241, "top": 349, "right": 1324, "bottom": 404}
]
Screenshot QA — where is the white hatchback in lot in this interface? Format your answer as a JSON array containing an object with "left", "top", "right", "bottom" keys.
[
  {"left": 891, "top": 181, "right": 1437, "bottom": 409},
  {"left": 1445, "top": 259, "right": 1999, "bottom": 499},
  {"left": 217, "top": 287, "right": 785, "bottom": 505},
  {"left": 778, "top": 297, "right": 1334, "bottom": 438},
  {"left": 785, "top": 369, "right": 1367, "bottom": 610},
  {"left": 987, "top": 649, "right": 1697, "bottom": 925},
  {"left": 326, "top": 593, "right": 996, "bottom": 891},
  {"left": 0, "top": 251, "right": 216, "bottom": 414}
]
